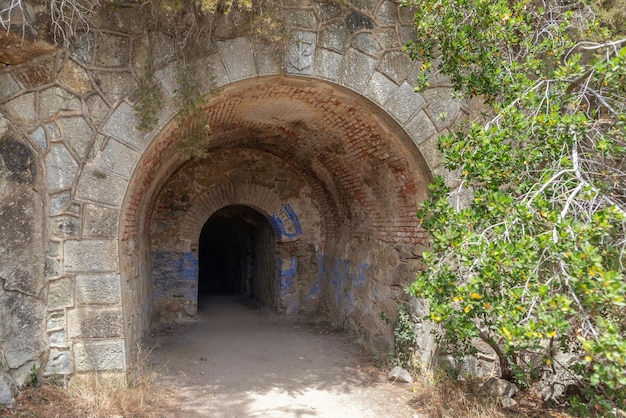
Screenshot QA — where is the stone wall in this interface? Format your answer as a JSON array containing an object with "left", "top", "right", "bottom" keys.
[{"left": 0, "top": 0, "right": 467, "bottom": 405}]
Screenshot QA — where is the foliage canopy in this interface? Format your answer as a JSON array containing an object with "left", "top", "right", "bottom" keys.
[{"left": 403, "top": 0, "right": 626, "bottom": 414}]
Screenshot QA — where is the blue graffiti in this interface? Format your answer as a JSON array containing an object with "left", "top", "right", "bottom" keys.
[
  {"left": 152, "top": 250, "right": 198, "bottom": 300},
  {"left": 270, "top": 203, "right": 302, "bottom": 240},
  {"left": 277, "top": 257, "right": 298, "bottom": 293},
  {"left": 317, "top": 254, "right": 370, "bottom": 312}
]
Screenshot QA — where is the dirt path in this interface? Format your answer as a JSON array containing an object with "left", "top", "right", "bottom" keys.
[{"left": 146, "top": 295, "right": 419, "bottom": 417}]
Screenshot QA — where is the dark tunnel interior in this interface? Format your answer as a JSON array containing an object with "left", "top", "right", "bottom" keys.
[{"left": 198, "top": 205, "right": 277, "bottom": 308}]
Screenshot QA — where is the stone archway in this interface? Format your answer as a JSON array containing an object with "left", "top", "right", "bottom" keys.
[{"left": 0, "top": 1, "right": 467, "bottom": 385}]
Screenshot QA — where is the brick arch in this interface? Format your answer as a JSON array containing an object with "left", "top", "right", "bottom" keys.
[{"left": 179, "top": 183, "right": 303, "bottom": 245}]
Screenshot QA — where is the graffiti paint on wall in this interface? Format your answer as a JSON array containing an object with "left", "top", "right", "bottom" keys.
[{"left": 270, "top": 203, "right": 302, "bottom": 241}]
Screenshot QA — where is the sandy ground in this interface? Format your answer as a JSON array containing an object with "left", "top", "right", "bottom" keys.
[{"left": 146, "top": 295, "right": 419, "bottom": 418}]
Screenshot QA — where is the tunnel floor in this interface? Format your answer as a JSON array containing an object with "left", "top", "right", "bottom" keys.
[{"left": 145, "top": 295, "right": 416, "bottom": 417}]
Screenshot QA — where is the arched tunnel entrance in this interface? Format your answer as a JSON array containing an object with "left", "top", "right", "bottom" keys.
[
  {"left": 198, "top": 205, "right": 277, "bottom": 309},
  {"left": 121, "top": 76, "right": 436, "bottom": 352}
]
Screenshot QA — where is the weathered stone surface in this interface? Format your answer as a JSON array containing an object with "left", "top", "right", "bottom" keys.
[
  {"left": 47, "top": 311, "right": 65, "bottom": 331},
  {"left": 95, "top": 34, "right": 129, "bottom": 67},
  {"left": 364, "top": 71, "right": 397, "bottom": 106},
  {"left": 379, "top": 51, "right": 413, "bottom": 83},
  {"left": 103, "top": 102, "right": 152, "bottom": 151},
  {"left": 253, "top": 43, "right": 284, "bottom": 76},
  {"left": 49, "top": 330, "right": 66, "bottom": 346},
  {"left": 286, "top": 31, "right": 317, "bottom": 75},
  {"left": 94, "top": 138, "right": 139, "bottom": 179},
  {"left": 0, "top": 73, "right": 20, "bottom": 102},
  {"left": 423, "top": 88, "right": 462, "bottom": 130},
  {"left": 63, "top": 239, "right": 118, "bottom": 273},
  {"left": 45, "top": 349, "right": 71, "bottom": 375},
  {"left": 74, "top": 340, "right": 126, "bottom": 371},
  {"left": 314, "top": 48, "right": 343, "bottom": 81},
  {"left": 93, "top": 71, "right": 137, "bottom": 104},
  {"left": 82, "top": 204, "right": 119, "bottom": 238},
  {"left": 285, "top": 9, "right": 317, "bottom": 30},
  {"left": 17, "top": 61, "right": 54, "bottom": 87},
  {"left": 46, "top": 143, "right": 79, "bottom": 191},
  {"left": 59, "top": 60, "right": 93, "bottom": 94},
  {"left": 67, "top": 306, "right": 124, "bottom": 339},
  {"left": 58, "top": 116, "right": 93, "bottom": 159},
  {"left": 0, "top": 374, "right": 16, "bottom": 408},
  {"left": 482, "top": 377, "right": 518, "bottom": 398},
  {"left": 352, "top": 33, "right": 382, "bottom": 55},
  {"left": 75, "top": 274, "right": 122, "bottom": 305},
  {"left": 405, "top": 111, "right": 437, "bottom": 146},
  {"left": 38, "top": 87, "right": 81, "bottom": 120},
  {"left": 47, "top": 277, "right": 73, "bottom": 308},
  {"left": 217, "top": 37, "right": 256, "bottom": 81},
  {"left": 375, "top": 27, "right": 400, "bottom": 49},
  {"left": 385, "top": 82, "right": 425, "bottom": 124},
  {"left": 192, "top": 54, "right": 230, "bottom": 91},
  {"left": 51, "top": 215, "right": 80, "bottom": 238},
  {"left": 85, "top": 93, "right": 110, "bottom": 128},
  {"left": 340, "top": 48, "right": 376, "bottom": 92},
  {"left": 376, "top": 0, "right": 398, "bottom": 25},
  {"left": 319, "top": 22, "right": 348, "bottom": 53},
  {"left": 388, "top": 366, "right": 413, "bottom": 383},
  {"left": 346, "top": 10, "right": 374, "bottom": 33},
  {"left": 29, "top": 126, "right": 46, "bottom": 150},
  {"left": 50, "top": 192, "right": 71, "bottom": 215},
  {"left": 418, "top": 132, "right": 445, "bottom": 170},
  {"left": 75, "top": 165, "right": 128, "bottom": 207},
  {"left": 1, "top": 92, "right": 36, "bottom": 124},
  {"left": 0, "top": 32, "right": 56, "bottom": 65},
  {"left": 148, "top": 32, "right": 176, "bottom": 69},
  {"left": 72, "top": 32, "right": 95, "bottom": 65}
]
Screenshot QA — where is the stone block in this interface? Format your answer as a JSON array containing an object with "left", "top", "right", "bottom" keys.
[
  {"left": 45, "top": 349, "right": 72, "bottom": 375},
  {"left": 313, "top": 48, "right": 343, "bottom": 81},
  {"left": 96, "top": 138, "right": 140, "bottom": 179},
  {"left": 286, "top": 31, "right": 317, "bottom": 75},
  {"left": 153, "top": 61, "right": 178, "bottom": 99},
  {"left": 82, "top": 204, "right": 119, "bottom": 239},
  {"left": 319, "top": 22, "right": 348, "bottom": 53},
  {"left": 75, "top": 274, "right": 122, "bottom": 305},
  {"left": 217, "top": 37, "right": 257, "bottom": 81},
  {"left": 376, "top": 0, "right": 399, "bottom": 25},
  {"left": 385, "top": 81, "right": 425, "bottom": 124},
  {"left": 47, "top": 277, "right": 73, "bottom": 308},
  {"left": 339, "top": 48, "right": 376, "bottom": 92},
  {"left": 352, "top": 33, "right": 382, "bottom": 56},
  {"left": 58, "top": 116, "right": 93, "bottom": 159},
  {"left": 285, "top": 9, "right": 317, "bottom": 30},
  {"left": 51, "top": 215, "right": 80, "bottom": 238},
  {"left": 405, "top": 110, "right": 437, "bottom": 146},
  {"left": 73, "top": 340, "right": 126, "bottom": 371},
  {"left": 423, "top": 87, "right": 462, "bottom": 130},
  {"left": 103, "top": 101, "right": 153, "bottom": 152},
  {"left": 0, "top": 73, "right": 20, "bottom": 102},
  {"left": 93, "top": 71, "right": 137, "bottom": 104},
  {"left": 379, "top": 51, "right": 413, "bottom": 83},
  {"left": 1, "top": 92, "right": 36, "bottom": 124},
  {"left": 47, "top": 311, "right": 65, "bottom": 330},
  {"left": 67, "top": 306, "right": 124, "bottom": 339},
  {"left": 418, "top": 132, "right": 445, "bottom": 170},
  {"left": 75, "top": 165, "right": 128, "bottom": 207},
  {"left": 191, "top": 54, "right": 229, "bottom": 92},
  {"left": 50, "top": 192, "right": 71, "bottom": 215},
  {"left": 253, "top": 43, "right": 284, "bottom": 76},
  {"left": 49, "top": 330, "right": 66, "bottom": 346},
  {"left": 86, "top": 94, "right": 110, "bottom": 128},
  {"left": 364, "top": 71, "right": 397, "bottom": 106},
  {"left": 59, "top": 60, "right": 93, "bottom": 94},
  {"left": 148, "top": 32, "right": 176, "bottom": 69},
  {"left": 314, "top": 2, "right": 344, "bottom": 22},
  {"left": 29, "top": 126, "right": 46, "bottom": 151},
  {"left": 46, "top": 143, "right": 79, "bottom": 191},
  {"left": 72, "top": 32, "right": 94, "bottom": 65},
  {"left": 95, "top": 34, "right": 129, "bottom": 67},
  {"left": 63, "top": 239, "right": 118, "bottom": 273},
  {"left": 375, "top": 26, "right": 400, "bottom": 49},
  {"left": 38, "top": 87, "right": 80, "bottom": 120}
]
